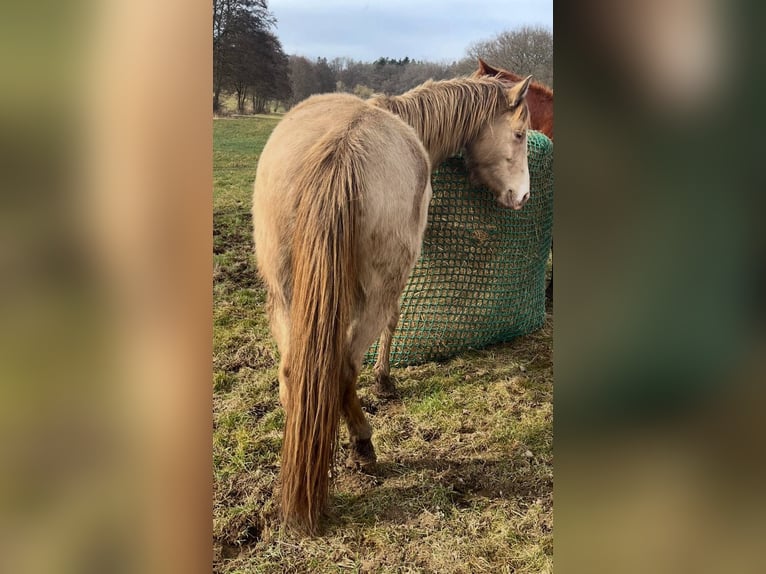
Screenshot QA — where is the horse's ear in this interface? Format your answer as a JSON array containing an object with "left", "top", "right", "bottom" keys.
[
  {"left": 477, "top": 58, "right": 500, "bottom": 77},
  {"left": 508, "top": 75, "right": 533, "bottom": 107}
]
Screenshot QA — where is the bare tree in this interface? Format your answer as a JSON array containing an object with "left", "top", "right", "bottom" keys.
[
  {"left": 466, "top": 26, "right": 553, "bottom": 87},
  {"left": 450, "top": 57, "right": 479, "bottom": 77},
  {"left": 287, "top": 56, "right": 319, "bottom": 106},
  {"left": 314, "top": 58, "right": 336, "bottom": 93},
  {"left": 352, "top": 84, "right": 373, "bottom": 99},
  {"left": 286, "top": 57, "right": 339, "bottom": 108},
  {"left": 395, "top": 61, "right": 453, "bottom": 92}
]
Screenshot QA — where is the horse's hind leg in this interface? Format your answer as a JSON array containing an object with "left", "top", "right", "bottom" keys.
[
  {"left": 266, "top": 290, "right": 291, "bottom": 408},
  {"left": 341, "top": 299, "right": 403, "bottom": 470},
  {"left": 340, "top": 357, "right": 376, "bottom": 469},
  {"left": 373, "top": 305, "right": 400, "bottom": 398}
]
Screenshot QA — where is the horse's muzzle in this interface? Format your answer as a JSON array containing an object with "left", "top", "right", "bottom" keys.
[{"left": 498, "top": 190, "right": 530, "bottom": 210}]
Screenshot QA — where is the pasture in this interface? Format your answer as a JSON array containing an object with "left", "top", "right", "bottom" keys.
[{"left": 213, "top": 116, "right": 553, "bottom": 573}]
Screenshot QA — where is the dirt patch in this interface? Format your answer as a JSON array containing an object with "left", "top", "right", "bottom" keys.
[
  {"left": 248, "top": 402, "right": 271, "bottom": 422},
  {"left": 215, "top": 339, "right": 275, "bottom": 372},
  {"left": 214, "top": 259, "right": 261, "bottom": 289},
  {"left": 216, "top": 510, "right": 263, "bottom": 547},
  {"left": 419, "top": 426, "right": 441, "bottom": 442}
]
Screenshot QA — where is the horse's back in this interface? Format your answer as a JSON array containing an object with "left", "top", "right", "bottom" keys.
[{"left": 253, "top": 93, "right": 431, "bottom": 311}]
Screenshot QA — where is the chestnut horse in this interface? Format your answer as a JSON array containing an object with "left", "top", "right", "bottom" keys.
[{"left": 252, "top": 70, "right": 531, "bottom": 533}]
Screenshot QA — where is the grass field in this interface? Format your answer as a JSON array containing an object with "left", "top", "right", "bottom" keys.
[{"left": 213, "top": 116, "right": 553, "bottom": 573}]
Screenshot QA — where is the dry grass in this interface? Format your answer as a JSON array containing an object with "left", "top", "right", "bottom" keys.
[{"left": 214, "top": 117, "right": 553, "bottom": 573}]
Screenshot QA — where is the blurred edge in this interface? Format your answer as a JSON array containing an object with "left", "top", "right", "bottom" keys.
[
  {"left": 555, "top": 0, "right": 766, "bottom": 572},
  {"left": 0, "top": 1, "right": 212, "bottom": 574},
  {"left": 3, "top": 0, "right": 766, "bottom": 572}
]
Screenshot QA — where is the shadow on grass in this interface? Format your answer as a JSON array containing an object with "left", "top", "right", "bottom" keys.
[{"left": 327, "top": 453, "right": 551, "bottom": 529}]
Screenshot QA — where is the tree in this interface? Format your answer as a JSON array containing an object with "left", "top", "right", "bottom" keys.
[
  {"left": 370, "top": 58, "right": 404, "bottom": 95},
  {"left": 314, "top": 57, "right": 336, "bottom": 94},
  {"left": 222, "top": 8, "right": 264, "bottom": 113},
  {"left": 250, "top": 30, "right": 292, "bottom": 113},
  {"left": 213, "top": 0, "right": 274, "bottom": 112},
  {"left": 286, "top": 56, "right": 339, "bottom": 108},
  {"left": 395, "top": 61, "right": 453, "bottom": 93},
  {"left": 450, "top": 57, "right": 479, "bottom": 77},
  {"left": 213, "top": 0, "right": 290, "bottom": 114},
  {"left": 466, "top": 26, "right": 553, "bottom": 87},
  {"left": 329, "top": 57, "right": 353, "bottom": 75},
  {"left": 288, "top": 56, "right": 319, "bottom": 106},
  {"left": 337, "top": 60, "right": 368, "bottom": 93},
  {"left": 352, "top": 84, "right": 374, "bottom": 99}
]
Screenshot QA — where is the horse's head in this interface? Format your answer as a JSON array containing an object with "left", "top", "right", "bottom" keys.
[{"left": 465, "top": 64, "right": 533, "bottom": 210}]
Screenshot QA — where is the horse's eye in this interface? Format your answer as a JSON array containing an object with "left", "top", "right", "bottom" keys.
[{"left": 514, "top": 131, "right": 525, "bottom": 141}]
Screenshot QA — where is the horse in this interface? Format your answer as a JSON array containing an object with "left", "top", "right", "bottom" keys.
[
  {"left": 474, "top": 59, "right": 555, "bottom": 302},
  {"left": 473, "top": 59, "right": 553, "bottom": 140},
  {"left": 252, "top": 67, "right": 532, "bottom": 534}
]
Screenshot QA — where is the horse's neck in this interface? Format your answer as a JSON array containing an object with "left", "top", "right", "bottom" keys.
[
  {"left": 529, "top": 85, "right": 553, "bottom": 108},
  {"left": 525, "top": 87, "right": 553, "bottom": 139},
  {"left": 371, "top": 79, "right": 505, "bottom": 167}
]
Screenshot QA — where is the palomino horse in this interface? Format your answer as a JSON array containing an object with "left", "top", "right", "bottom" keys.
[
  {"left": 252, "top": 69, "right": 531, "bottom": 534},
  {"left": 474, "top": 58, "right": 555, "bottom": 302}
]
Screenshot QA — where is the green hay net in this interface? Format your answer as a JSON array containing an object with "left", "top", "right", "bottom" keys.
[{"left": 364, "top": 130, "right": 553, "bottom": 367}]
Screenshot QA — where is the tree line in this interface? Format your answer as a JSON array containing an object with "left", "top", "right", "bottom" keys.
[{"left": 213, "top": 1, "right": 552, "bottom": 115}]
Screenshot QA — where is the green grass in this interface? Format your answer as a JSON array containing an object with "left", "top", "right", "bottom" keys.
[{"left": 213, "top": 116, "right": 553, "bottom": 573}]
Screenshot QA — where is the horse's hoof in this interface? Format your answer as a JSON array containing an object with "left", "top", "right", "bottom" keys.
[
  {"left": 346, "top": 438, "right": 377, "bottom": 471},
  {"left": 373, "top": 374, "right": 399, "bottom": 399}
]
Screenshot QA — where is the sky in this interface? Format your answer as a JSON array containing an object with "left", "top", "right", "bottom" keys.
[{"left": 267, "top": 0, "right": 553, "bottom": 63}]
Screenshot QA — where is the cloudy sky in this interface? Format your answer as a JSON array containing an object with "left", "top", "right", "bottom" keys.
[{"left": 268, "top": 0, "right": 553, "bottom": 63}]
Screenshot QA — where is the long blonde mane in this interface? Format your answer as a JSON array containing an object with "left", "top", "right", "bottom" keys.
[{"left": 370, "top": 77, "right": 530, "bottom": 165}]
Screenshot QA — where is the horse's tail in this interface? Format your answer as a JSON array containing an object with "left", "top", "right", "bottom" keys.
[{"left": 280, "top": 123, "right": 364, "bottom": 534}]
